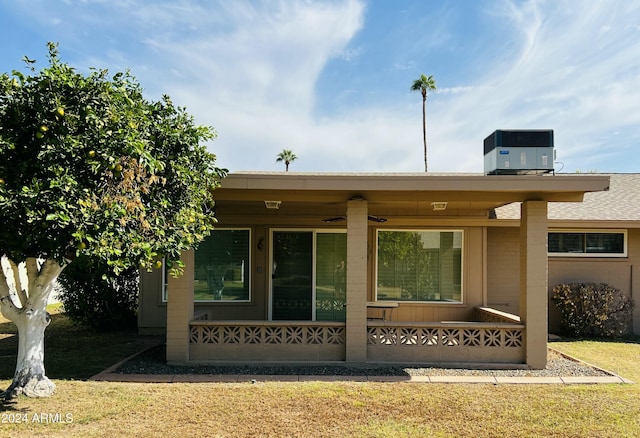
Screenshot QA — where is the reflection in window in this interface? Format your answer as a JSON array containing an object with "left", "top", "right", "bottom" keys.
[
  {"left": 315, "top": 233, "right": 347, "bottom": 321},
  {"left": 194, "top": 229, "right": 250, "bottom": 301},
  {"left": 377, "top": 230, "right": 463, "bottom": 303},
  {"left": 549, "top": 231, "right": 626, "bottom": 257}
]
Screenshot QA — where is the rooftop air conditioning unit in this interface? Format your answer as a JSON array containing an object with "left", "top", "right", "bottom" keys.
[{"left": 484, "top": 129, "right": 555, "bottom": 175}]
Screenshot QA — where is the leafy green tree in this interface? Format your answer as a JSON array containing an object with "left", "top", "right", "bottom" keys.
[
  {"left": 276, "top": 149, "right": 297, "bottom": 171},
  {"left": 57, "top": 256, "right": 139, "bottom": 330},
  {"left": 410, "top": 74, "right": 436, "bottom": 172},
  {"left": 0, "top": 43, "right": 226, "bottom": 398}
]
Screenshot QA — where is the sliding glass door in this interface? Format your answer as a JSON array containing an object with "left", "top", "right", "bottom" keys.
[
  {"left": 272, "top": 231, "right": 313, "bottom": 320},
  {"left": 271, "top": 230, "right": 346, "bottom": 321}
]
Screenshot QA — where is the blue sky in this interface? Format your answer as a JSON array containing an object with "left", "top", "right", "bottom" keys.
[{"left": 1, "top": 0, "right": 639, "bottom": 173}]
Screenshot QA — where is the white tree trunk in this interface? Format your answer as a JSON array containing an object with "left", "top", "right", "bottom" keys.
[{"left": 0, "top": 257, "right": 64, "bottom": 399}]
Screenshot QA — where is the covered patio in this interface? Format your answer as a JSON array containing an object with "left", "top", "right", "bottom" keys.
[{"left": 161, "top": 172, "right": 610, "bottom": 369}]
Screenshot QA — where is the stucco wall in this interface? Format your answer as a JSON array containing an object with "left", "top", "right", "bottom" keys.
[{"left": 487, "top": 227, "right": 639, "bottom": 335}]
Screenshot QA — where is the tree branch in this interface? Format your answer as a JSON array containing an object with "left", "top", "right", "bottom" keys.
[
  {"left": 0, "top": 263, "right": 20, "bottom": 321},
  {"left": 25, "top": 257, "right": 39, "bottom": 302},
  {"left": 37, "top": 259, "right": 65, "bottom": 287},
  {"left": 28, "top": 259, "right": 65, "bottom": 306},
  {"left": 8, "top": 258, "right": 28, "bottom": 308}
]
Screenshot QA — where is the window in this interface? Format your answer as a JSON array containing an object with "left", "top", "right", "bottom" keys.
[
  {"left": 194, "top": 229, "right": 251, "bottom": 301},
  {"left": 315, "top": 232, "right": 347, "bottom": 321},
  {"left": 376, "top": 230, "right": 463, "bottom": 303},
  {"left": 548, "top": 230, "right": 626, "bottom": 257},
  {"left": 270, "top": 230, "right": 346, "bottom": 321}
]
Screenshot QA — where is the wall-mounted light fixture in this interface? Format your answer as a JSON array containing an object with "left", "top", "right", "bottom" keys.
[
  {"left": 264, "top": 200, "right": 281, "bottom": 209},
  {"left": 431, "top": 202, "right": 448, "bottom": 211}
]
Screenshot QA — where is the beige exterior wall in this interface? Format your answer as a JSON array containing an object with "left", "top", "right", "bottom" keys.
[
  {"left": 138, "top": 268, "right": 167, "bottom": 334},
  {"left": 487, "top": 227, "right": 640, "bottom": 336}
]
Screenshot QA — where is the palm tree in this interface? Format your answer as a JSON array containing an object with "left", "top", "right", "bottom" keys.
[
  {"left": 276, "top": 149, "right": 297, "bottom": 172},
  {"left": 410, "top": 74, "right": 437, "bottom": 172}
]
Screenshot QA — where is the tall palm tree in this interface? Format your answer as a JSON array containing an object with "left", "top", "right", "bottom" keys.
[
  {"left": 410, "top": 73, "right": 437, "bottom": 172},
  {"left": 276, "top": 149, "right": 297, "bottom": 171}
]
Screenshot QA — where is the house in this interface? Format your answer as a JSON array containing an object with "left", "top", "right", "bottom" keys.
[{"left": 137, "top": 171, "right": 639, "bottom": 370}]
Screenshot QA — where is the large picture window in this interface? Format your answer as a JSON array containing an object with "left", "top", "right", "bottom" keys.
[
  {"left": 194, "top": 229, "right": 251, "bottom": 301},
  {"left": 376, "top": 230, "right": 463, "bottom": 303},
  {"left": 548, "top": 230, "right": 626, "bottom": 257}
]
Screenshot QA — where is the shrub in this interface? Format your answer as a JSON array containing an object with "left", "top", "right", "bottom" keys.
[
  {"left": 57, "top": 256, "right": 139, "bottom": 330},
  {"left": 552, "top": 282, "right": 633, "bottom": 338}
]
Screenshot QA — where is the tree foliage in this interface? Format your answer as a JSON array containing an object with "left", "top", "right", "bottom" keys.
[
  {"left": 276, "top": 149, "right": 297, "bottom": 171},
  {"left": 0, "top": 42, "right": 227, "bottom": 273},
  {"left": 57, "top": 256, "right": 139, "bottom": 330},
  {"left": 0, "top": 43, "right": 226, "bottom": 398}
]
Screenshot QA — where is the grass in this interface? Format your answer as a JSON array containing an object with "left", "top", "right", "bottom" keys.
[
  {"left": 0, "top": 311, "right": 639, "bottom": 437},
  {"left": 0, "top": 304, "right": 145, "bottom": 381}
]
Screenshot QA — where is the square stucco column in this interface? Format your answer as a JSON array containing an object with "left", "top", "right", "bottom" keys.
[
  {"left": 519, "top": 201, "right": 548, "bottom": 369},
  {"left": 166, "top": 250, "right": 195, "bottom": 364},
  {"left": 346, "top": 199, "right": 368, "bottom": 362}
]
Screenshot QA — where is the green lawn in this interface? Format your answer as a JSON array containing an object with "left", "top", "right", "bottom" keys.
[{"left": 1, "top": 310, "right": 639, "bottom": 438}]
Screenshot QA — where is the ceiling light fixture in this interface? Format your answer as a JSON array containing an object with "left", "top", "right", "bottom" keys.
[
  {"left": 431, "top": 202, "right": 448, "bottom": 211},
  {"left": 264, "top": 200, "right": 281, "bottom": 210}
]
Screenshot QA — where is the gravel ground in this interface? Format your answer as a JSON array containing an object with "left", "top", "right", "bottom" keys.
[{"left": 115, "top": 344, "right": 611, "bottom": 378}]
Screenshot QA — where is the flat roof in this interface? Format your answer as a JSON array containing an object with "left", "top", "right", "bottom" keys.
[{"left": 216, "top": 172, "right": 610, "bottom": 206}]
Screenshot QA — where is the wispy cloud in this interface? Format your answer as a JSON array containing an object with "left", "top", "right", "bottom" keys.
[{"left": 2, "top": 0, "right": 639, "bottom": 173}]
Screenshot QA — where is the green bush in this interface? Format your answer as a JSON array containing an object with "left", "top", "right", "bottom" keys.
[
  {"left": 552, "top": 282, "right": 633, "bottom": 338},
  {"left": 57, "top": 256, "right": 139, "bottom": 330}
]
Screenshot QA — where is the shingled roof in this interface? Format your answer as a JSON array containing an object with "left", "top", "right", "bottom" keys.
[{"left": 494, "top": 174, "right": 640, "bottom": 222}]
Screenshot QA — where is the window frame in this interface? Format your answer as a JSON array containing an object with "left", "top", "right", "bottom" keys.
[
  {"left": 194, "top": 227, "right": 252, "bottom": 302},
  {"left": 375, "top": 229, "right": 464, "bottom": 304},
  {"left": 548, "top": 229, "right": 627, "bottom": 258},
  {"left": 268, "top": 228, "right": 347, "bottom": 321},
  {"left": 163, "top": 228, "right": 252, "bottom": 303}
]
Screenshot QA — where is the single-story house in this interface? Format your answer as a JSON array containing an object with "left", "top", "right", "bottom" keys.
[{"left": 138, "top": 172, "right": 639, "bottom": 370}]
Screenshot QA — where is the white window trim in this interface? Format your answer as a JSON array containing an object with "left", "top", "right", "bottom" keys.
[
  {"left": 375, "top": 229, "right": 465, "bottom": 304},
  {"left": 548, "top": 229, "right": 627, "bottom": 258}
]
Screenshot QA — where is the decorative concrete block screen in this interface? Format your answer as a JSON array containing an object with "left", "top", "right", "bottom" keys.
[
  {"left": 367, "top": 322, "right": 525, "bottom": 364},
  {"left": 189, "top": 321, "right": 346, "bottom": 362}
]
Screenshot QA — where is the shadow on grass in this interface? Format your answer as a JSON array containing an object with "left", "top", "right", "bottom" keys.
[{"left": 0, "top": 313, "right": 150, "bottom": 382}]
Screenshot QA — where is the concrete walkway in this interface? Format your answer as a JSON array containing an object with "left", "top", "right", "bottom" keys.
[{"left": 91, "top": 372, "right": 630, "bottom": 385}]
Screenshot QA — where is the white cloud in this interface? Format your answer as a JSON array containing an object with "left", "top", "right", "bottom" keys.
[
  {"left": 171, "top": 0, "right": 640, "bottom": 173},
  {"left": 4, "top": 0, "right": 639, "bottom": 174}
]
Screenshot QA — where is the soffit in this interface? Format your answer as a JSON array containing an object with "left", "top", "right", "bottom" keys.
[{"left": 214, "top": 172, "right": 610, "bottom": 211}]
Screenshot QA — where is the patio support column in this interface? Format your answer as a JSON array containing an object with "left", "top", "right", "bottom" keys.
[
  {"left": 345, "top": 198, "right": 368, "bottom": 362},
  {"left": 519, "top": 201, "right": 548, "bottom": 369},
  {"left": 166, "top": 249, "right": 195, "bottom": 365}
]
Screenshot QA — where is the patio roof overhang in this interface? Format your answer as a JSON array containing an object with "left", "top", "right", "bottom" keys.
[{"left": 213, "top": 172, "right": 611, "bottom": 213}]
